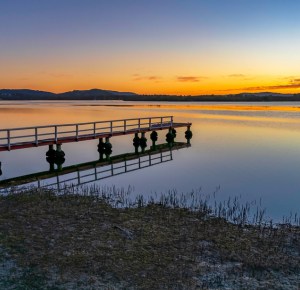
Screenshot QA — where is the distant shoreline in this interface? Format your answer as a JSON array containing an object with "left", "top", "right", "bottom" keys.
[
  {"left": 1, "top": 88, "right": 300, "bottom": 102},
  {"left": 2, "top": 97, "right": 300, "bottom": 102}
]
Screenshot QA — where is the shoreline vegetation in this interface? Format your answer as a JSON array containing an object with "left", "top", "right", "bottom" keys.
[
  {"left": 2, "top": 88, "right": 300, "bottom": 102},
  {"left": 0, "top": 186, "right": 299, "bottom": 289}
]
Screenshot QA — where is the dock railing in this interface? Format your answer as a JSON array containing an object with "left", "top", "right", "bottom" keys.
[{"left": 0, "top": 116, "right": 174, "bottom": 150}]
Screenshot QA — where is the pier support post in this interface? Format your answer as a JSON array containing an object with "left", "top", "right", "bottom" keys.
[
  {"left": 46, "top": 157, "right": 55, "bottom": 172},
  {"left": 150, "top": 131, "right": 158, "bottom": 150},
  {"left": 54, "top": 157, "right": 65, "bottom": 172},
  {"left": 46, "top": 145, "right": 57, "bottom": 172},
  {"left": 171, "top": 128, "right": 177, "bottom": 139},
  {"left": 54, "top": 144, "right": 65, "bottom": 171},
  {"left": 166, "top": 127, "right": 175, "bottom": 147},
  {"left": 45, "top": 144, "right": 65, "bottom": 172},
  {"left": 55, "top": 144, "right": 65, "bottom": 158},
  {"left": 0, "top": 161, "right": 2, "bottom": 176},
  {"left": 133, "top": 133, "right": 140, "bottom": 154},
  {"left": 185, "top": 125, "right": 193, "bottom": 145},
  {"left": 46, "top": 144, "right": 56, "bottom": 158},
  {"left": 104, "top": 137, "right": 112, "bottom": 160},
  {"left": 97, "top": 138, "right": 106, "bottom": 161},
  {"left": 140, "top": 132, "right": 147, "bottom": 153}
]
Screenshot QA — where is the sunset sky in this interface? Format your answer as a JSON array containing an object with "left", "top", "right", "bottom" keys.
[{"left": 1, "top": 0, "right": 300, "bottom": 95}]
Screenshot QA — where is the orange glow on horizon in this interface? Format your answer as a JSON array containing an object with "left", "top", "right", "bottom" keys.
[{"left": 1, "top": 63, "right": 300, "bottom": 95}]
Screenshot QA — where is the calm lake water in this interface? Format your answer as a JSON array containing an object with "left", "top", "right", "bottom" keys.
[{"left": 1, "top": 101, "right": 300, "bottom": 222}]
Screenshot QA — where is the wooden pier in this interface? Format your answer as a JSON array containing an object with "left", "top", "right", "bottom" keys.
[{"left": 0, "top": 116, "right": 191, "bottom": 152}]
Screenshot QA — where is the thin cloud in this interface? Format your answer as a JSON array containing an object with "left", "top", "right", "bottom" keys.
[
  {"left": 148, "top": 76, "right": 160, "bottom": 81},
  {"left": 221, "top": 78, "right": 300, "bottom": 92},
  {"left": 241, "top": 79, "right": 300, "bottom": 91},
  {"left": 133, "top": 74, "right": 162, "bottom": 82},
  {"left": 279, "top": 76, "right": 300, "bottom": 83},
  {"left": 176, "top": 76, "right": 207, "bottom": 82},
  {"left": 228, "top": 74, "right": 245, "bottom": 78},
  {"left": 227, "top": 74, "right": 255, "bottom": 81},
  {"left": 244, "top": 84, "right": 300, "bottom": 91},
  {"left": 244, "top": 78, "right": 300, "bottom": 91}
]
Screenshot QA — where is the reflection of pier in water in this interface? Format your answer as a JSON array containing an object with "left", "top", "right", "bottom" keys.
[{"left": 0, "top": 143, "right": 190, "bottom": 193}]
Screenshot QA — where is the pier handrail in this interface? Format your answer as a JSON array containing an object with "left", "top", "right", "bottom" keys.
[{"left": 0, "top": 116, "right": 175, "bottom": 150}]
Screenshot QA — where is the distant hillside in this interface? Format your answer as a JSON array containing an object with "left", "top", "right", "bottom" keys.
[
  {"left": 0, "top": 89, "right": 55, "bottom": 100},
  {"left": 0, "top": 89, "right": 136, "bottom": 100},
  {"left": 58, "top": 89, "right": 137, "bottom": 100},
  {"left": 1, "top": 88, "right": 300, "bottom": 102}
]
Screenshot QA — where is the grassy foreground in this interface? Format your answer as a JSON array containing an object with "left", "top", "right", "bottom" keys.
[{"left": 0, "top": 188, "right": 299, "bottom": 289}]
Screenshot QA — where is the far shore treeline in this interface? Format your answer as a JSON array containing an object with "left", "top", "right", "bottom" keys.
[{"left": 1, "top": 89, "right": 300, "bottom": 102}]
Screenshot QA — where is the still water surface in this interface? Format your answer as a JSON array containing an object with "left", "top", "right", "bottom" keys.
[{"left": 1, "top": 101, "right": 300, "bottom": 221}]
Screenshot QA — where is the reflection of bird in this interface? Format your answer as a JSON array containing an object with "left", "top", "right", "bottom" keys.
[{"left": 0, "top": 162, "right": 2, "bottom": 176}]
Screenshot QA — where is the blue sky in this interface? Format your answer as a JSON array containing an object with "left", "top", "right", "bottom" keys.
[{"left": 1, "top": 0, "right": 300, "bottom": 94}]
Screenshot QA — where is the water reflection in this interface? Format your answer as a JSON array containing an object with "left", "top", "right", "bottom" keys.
[
  {"left": 0, "top": 142, "right": 190, "bottom": 193},
  {"left": 1, "top": 100, "right": 300, "bottom": 221}
]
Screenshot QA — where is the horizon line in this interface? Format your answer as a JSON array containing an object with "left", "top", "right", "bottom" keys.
[{"left": 0, "top": 88, "right": 299, "bottom": 97}]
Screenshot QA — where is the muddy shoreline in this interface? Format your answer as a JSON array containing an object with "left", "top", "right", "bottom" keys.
[{"left": 0, "top": 189, "right": 299, "bottom": 289}]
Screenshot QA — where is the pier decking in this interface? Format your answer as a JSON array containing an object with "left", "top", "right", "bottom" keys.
[{"left": 0, "top": 116, "right": 191, "bottom": 151}]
